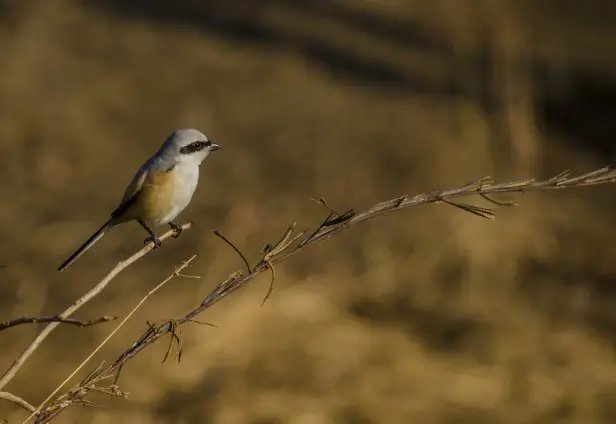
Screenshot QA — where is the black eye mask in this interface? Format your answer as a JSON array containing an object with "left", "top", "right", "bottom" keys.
[{"left": 180, "top": 140, "right": 212, "bottom": 154}]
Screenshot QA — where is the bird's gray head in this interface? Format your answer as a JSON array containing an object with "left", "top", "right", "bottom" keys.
[{"left": 159, "top": 128, "right": 221, "bottom": 165}]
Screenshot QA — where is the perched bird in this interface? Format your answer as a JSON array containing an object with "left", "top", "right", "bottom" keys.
[{"left": 58, "top": 129, "right": 221, "bottom": 271}]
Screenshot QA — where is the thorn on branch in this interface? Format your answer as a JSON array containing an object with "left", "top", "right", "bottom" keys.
[
  {"left": 80, "top": 361, "right": 106, "bottom": 387},
  {"left": 262, "top": 223, "right": 304, "bottom": 262},
  {"left": 214, "top": 230, "right": 251, "bottom": 273},
  {"left": 299, "top": 207, "right": 355, "bottom": 249},
  {"left": 200, "top": 270, "right": 244, "bottom": 306},
  {"left": 393, "top": 195, "right": 407, "bottom": 208},
  {"left": 187, "top": 319, "right": 217, "bottom": 327},
  {"left": 480, "top": 193, "right": 517, "bottom": 206},
  {"left": 113, "top": 364, "right": 125, "bottom": 386},
  {"left": 88, "top": 384, "right": 128, "bottom": 398},
  {"left": 261, "top": 260, "right": 276, "bottom": 306},
  {"left": 488, "top": 178, "right": 536, "bottom": 191},
  {"left": 161, "top": 320, "right": 182, "bottom": 364},
  {"left": 442, "top": 199, "right": 496, "bottom": 220},
  {"left": 557, "top": 166, "right": 613, "bottom": 186},
  {"left": 323, "top": 209, "right": 355, "bottom": 226},
  {"left": 454, "top": 176, "right": 494, "bottom": 193},
  {"left": 311, "top": 197, "right": 356, "bottom": 226},
  {"left": 256, "top": 223, "right": 304, "bottom": 304},
  {"left": 310, "top": 197, "right": 341, "bottom": 216},
  {"left": 299, "top": 212, "right": 333, "bottom": 248},
  {"left": 549, "top": 169, "right": 571, "bottom": 183}
]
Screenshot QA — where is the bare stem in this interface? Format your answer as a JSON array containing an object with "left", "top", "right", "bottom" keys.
[
  {"left": 0, "top": 316, "right": 116, "bottom": 331},
  {"left": 0, "top": 391, "right": 36, "bottom": 413}
]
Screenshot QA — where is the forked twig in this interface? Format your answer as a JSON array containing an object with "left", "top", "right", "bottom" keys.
[
  {"left": 23, "top": 256, "right": 198, "bottom": 423},
  {"left": 0, "top": 223, "right": 193, "bottom": 393}
]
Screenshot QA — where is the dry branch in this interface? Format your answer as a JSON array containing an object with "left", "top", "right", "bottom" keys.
[
  {"left": 30, "top": 166, "right": 615, "bottom": 423},
  {"left": 22, "top": 256, "right": 198, "bottom": 423},
  {"left": 0, "top": 391, "right": 35, "bottom": 413},
  {"left": 0, "top": 316, "right": 116, "bottom": 332},
  {"left": 0, "top": 223, "right": 192, "bottom": 393}
]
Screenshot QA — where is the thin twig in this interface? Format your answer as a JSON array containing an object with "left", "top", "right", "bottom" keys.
[
  {"left": 0, "top": 315, "right": 116, "bottom": 331},
  {"left": 214, "top": 231, "right": 251, "bottom": 273},
  {"left": 31, "top": 167, "right": 616, "bottom": 423},
  {"left": 0, "top": 391, "right": 36, "bottom": 413},
  {"left": 0, "top": 222, "right": 192, "bottom": 392},
  {"left": 24, "top": 256, "right": 198, "bottom": 423}
]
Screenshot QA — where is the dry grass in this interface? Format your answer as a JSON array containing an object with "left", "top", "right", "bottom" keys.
[{"left": 1, "top": 0, "right": 615, "bottom": 423}]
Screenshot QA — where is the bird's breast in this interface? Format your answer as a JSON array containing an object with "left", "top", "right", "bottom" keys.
[{"left": 135, "top": 164, "right": 199, "bottom": 225}]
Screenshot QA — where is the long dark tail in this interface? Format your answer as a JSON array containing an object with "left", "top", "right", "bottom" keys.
[{"left": 57, "top": 218, "right": 114, "bottom": 271}]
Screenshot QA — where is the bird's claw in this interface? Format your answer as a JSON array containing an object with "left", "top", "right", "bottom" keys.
[
  {"left": 169, "top": 222, "right": 183, "bottom": 239},
  {"left": 144, "top": 235, "right": 162, "bottom": 248}
]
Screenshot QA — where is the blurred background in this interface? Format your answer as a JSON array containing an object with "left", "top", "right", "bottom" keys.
[{"left": 1, "top": 0, "right": 615, "bottom": 423}]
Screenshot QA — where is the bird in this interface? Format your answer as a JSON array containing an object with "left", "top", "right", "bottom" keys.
[{"left": 57, "top": 128, "right": 221, "bottom": 271}]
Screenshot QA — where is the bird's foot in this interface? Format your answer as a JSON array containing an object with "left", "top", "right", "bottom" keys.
[
  {"left": 169, "top": 221, "right": 183, "bottom": 239},
  {"left": 144, "top": 235, "right": 162, "bottom": 248}
]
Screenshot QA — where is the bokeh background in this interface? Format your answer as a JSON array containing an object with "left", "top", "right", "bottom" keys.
[{"left": 1, "top": 0, "right": 615, "bottom": 423}]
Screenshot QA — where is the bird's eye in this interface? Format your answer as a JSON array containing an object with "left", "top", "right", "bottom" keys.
[{"left": 180, "top": 140, "right": 210, "bottom": 154}]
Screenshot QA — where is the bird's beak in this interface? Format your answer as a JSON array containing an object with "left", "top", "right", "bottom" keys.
[{"left": 209, "top": 142, "right": 222, "bottom": 152}]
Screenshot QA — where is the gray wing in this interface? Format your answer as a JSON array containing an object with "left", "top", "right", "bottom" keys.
[
  {"left": 112, "top": 156, "right": 170, "bottom": 218},
  {"left": 110, "top": 162, "right": 151, "bottom": 219},
  {"left": 120, "top": 163, "right": 149, "bottom": 205}
]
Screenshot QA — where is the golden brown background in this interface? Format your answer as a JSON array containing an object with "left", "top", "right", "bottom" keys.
[{"left": 1, "top": 0, "right": 616, "bottom": 423}]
